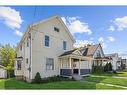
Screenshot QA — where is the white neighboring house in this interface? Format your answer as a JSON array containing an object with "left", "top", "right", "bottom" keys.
[
  {"left": 79, "top": 44, "right": 111, "bottom": 67},
  {"left": 0, "top": 65, "right": 7, "bottom": 78},
  {"left": 122, "top": 59, "right": 127, "bottom": 68},
  {"left": 105, "top": 53, "right": 122, "bottom": 70},
  {"left": 15, "top": 16, "right": 93, "bottom": 82},
  {"left": 0, "top": 57, "right": 7, "bottom": 78}
]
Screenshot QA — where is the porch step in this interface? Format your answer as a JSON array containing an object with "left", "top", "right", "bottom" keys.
[{"left": 72, "top": 74, "right": 83, "bottom": 81}]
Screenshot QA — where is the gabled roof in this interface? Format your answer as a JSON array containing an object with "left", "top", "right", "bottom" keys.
[
  {"left": 16, "top": 15, "right": 75, "bottom": 51},
  {"left": 79, "top": 44, "right": 102, "bottom": 56}
]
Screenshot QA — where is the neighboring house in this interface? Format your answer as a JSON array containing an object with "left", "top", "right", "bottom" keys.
[
  {"left": 15, "top": 16, "right": 111, "bottom": 82},
  {"left": 105, "top": 53, "right": 122, "bottom": 70},
  {"left": 0, "top": 56, "right": 7, "bottom": 78},
  {"left": 79, "top": 44, "right": 111, "bottom": 67},
  {"left": 0, "top": 65, "right": 7, "bottom": 78},
  {"left": 122, "top": 59, "right": 127, "bottom": 68}
]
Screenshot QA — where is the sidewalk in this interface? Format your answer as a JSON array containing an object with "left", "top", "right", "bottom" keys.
[
  {"left": 91, "top": 75, "right": 127, "bottom": 79},
  {"left": 81, "top": 80, "right": 127, "bottom": 89}
]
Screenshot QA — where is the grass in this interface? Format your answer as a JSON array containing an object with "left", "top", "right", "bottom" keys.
[
  {"left": 0, "top": 78, "right": 123, "bottom": 89},
  {"left": 92, "top": 72, "right": 127, "bottom": 77},
  {"left": 85, "top": 76, "right": 127, "bottom": 87}
]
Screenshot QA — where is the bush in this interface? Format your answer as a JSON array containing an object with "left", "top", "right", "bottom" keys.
[
  {"left": 92, "top": 65, "right": 104, "bottom": 73},
  {"left": 41, "top": 75, "right": 71, "bottom": 83},
  {"left": 104, "top": 62, "right": 112, "bottom": 72},
  {"left": 34, "top": 72, "right": 42, "bottom": 83}
]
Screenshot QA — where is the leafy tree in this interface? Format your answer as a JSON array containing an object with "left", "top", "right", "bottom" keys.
[{"left": 0, "top": 44, "right": 16, "bottom": 78}]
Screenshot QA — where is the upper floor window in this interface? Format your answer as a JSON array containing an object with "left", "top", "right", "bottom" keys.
[
  {"left": 96, "top": 50, "right": 101, "bottom": 57},
  {"left": 46, "top": 58, "right": 54, "bottom": 70},
  {"left": 26, "top": 58, "right": 28, "bottom": 64},
  {"left": 26, "top": 38, "right": 29, "bottom": 47},
  {"left": 20, "top": 45, "right": 22, "bottom": 51},
  {"left": 45, "top": 35, "right": 49, "bottom": 47},
  {"left": 63, "top": 41, "right": 67, "bottom": 50},
  {"left": 54, "top": 27, "right": 59, "bottom": 32}
]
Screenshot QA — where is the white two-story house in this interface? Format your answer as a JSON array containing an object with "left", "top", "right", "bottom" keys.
[
  {"left": 15, "top": 16, "right": 93, "bottom": 82},
  {"left": 15, "top": 16, "right": 108, "bottom": 82}
]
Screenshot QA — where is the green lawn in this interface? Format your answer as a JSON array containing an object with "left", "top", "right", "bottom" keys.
[
  {"left": 85, "top": 76, "right": 127, "bottom": 87},
  {"left": 92, "top": 72, "right": 127, "bottom": 77},
  {"left": 0, "top": 78, "right": 123, "bottom": 89},
  {"left": 1, "top": 72, "right": 127, "bottom": 89}
]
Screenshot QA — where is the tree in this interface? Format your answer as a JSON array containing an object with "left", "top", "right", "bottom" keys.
[{"left": 0, "top": 44, "right": 16, "bottom": 78}]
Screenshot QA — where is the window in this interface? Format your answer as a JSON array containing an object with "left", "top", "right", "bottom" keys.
[
  {"left": 26, "top": 58, "right": 28, "bottom": 64},
  {"left": 26, "top": 38, "right": 29, "bottom": 47},
  {"left": 54, "top": 27, "right": 59, "bottom": 32},
  {"left": 46, "top": 58, "right": 54, "bottom": 70},
  {"left": 17, "top": 60, "right": 21, "bottom": 70},
  {"left": 45, "top": 35, "right": 49, "bottom": 47},
  {"left": 63, "top": 41, "right": 67, "bottom": 50},
  {"left": 20, "top": 45, "right": 22, "bottom": 51},
  {"left": 96, "top": 50, "right": 101, "bottom": 57}
]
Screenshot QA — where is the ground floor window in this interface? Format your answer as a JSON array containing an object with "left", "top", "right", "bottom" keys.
[
  {"left": 46, "top": 58, "right": 54, "bottom": 70},
  {"left": 17, "top": 60, "right": 22, "bottom": 70}
]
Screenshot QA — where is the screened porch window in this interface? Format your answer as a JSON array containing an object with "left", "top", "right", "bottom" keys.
[{"left": 17, "top": 60, "right": 22, "bottom": 70}]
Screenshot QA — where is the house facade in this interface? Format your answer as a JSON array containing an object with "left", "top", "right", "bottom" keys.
[
  {"left": 15, "top": 16, "right": 107, "bottom": 82},
  {"left": 15, "top": 16, "right": 79, "bottom": 82},
  {"left": 105, "top": 53, "right": 122, "bottom": 70}
]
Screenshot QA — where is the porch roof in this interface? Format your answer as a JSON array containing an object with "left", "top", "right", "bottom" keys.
[
  {"left": 59, "top": 54, "right": 92, "bottom": 61},
  {"left": 94, "top": 57, "right": 112, "bottom": 60},
  {"left": 59, "top": 49, "right": 93, "bottom": 60},
  {"left": 15, "top": 56, "right": 23, "bottom": 60}
]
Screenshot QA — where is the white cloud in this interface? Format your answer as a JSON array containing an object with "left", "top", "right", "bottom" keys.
[
  {"left": 108, "top": 25, "right": 115, "bottom": 31},
  {"left": 98, "top": 37, "right": 104, "bottom": 42},
  {"left": 74, "top": 40, "right": 93, "bottom": 48},
  {"left": 90, "top": 37, "right": 94, "bottom": 40},
  {"left": 14, "top": 30, "right": 23, "bottom": 37},
  {"left": 0, "top": 6, "right": 23, "bottom": 30},
  {"left": 61, "top": 17, "right": 92, "bottom": 35},
  {"left": 114, "top": 16, "right": 127, "bottom": 31},
  {"left": 108, "top": 36, "right": 115, "bottom": 42},
  {"left": 109, "top": 16, "right": 127, "bottom": 31}
]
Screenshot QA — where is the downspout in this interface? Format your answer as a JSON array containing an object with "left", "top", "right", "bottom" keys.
[{"left": 29, "top": 32, "right": 32, "bottom": 81}]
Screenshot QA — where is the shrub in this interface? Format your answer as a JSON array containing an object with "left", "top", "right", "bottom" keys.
[
  {"left": 104, "top": 62, "right": 112, "bottom": 72},
  {"left": 34, "top": 72, "right": 42, "bottom": 83},
  {"left": 92, "top": 64, "right": 104, "bottom": 73},
  {"left": 41, "top": 75, "right": 71, "bottom": 83}
]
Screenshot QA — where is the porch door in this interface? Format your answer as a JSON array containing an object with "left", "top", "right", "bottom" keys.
[
  {"left": 73, "top": 61, "right": 79, "bottom": 75},
  {"left": 73, "top": 69, "right": 79, "bottom": 74}
]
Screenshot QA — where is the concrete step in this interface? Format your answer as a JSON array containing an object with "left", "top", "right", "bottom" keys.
[{"left": 72, "top": 74, "right": 83, "bottom": 80}]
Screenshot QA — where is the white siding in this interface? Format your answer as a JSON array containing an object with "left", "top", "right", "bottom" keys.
[{"left": 31, "top": 18, "right": 74, "bottom": 78}]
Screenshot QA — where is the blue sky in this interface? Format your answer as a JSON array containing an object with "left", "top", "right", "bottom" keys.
[{"left": 0, "top": 6, "right": 127, "bottom": 57}]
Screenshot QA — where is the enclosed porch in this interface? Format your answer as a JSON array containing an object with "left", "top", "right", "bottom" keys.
[
  {"left": 59, "top": 55, "right": 91, "bottom": 77},
  {"left": 92, "top": 57, "right": 112, "bottom": 66}
]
